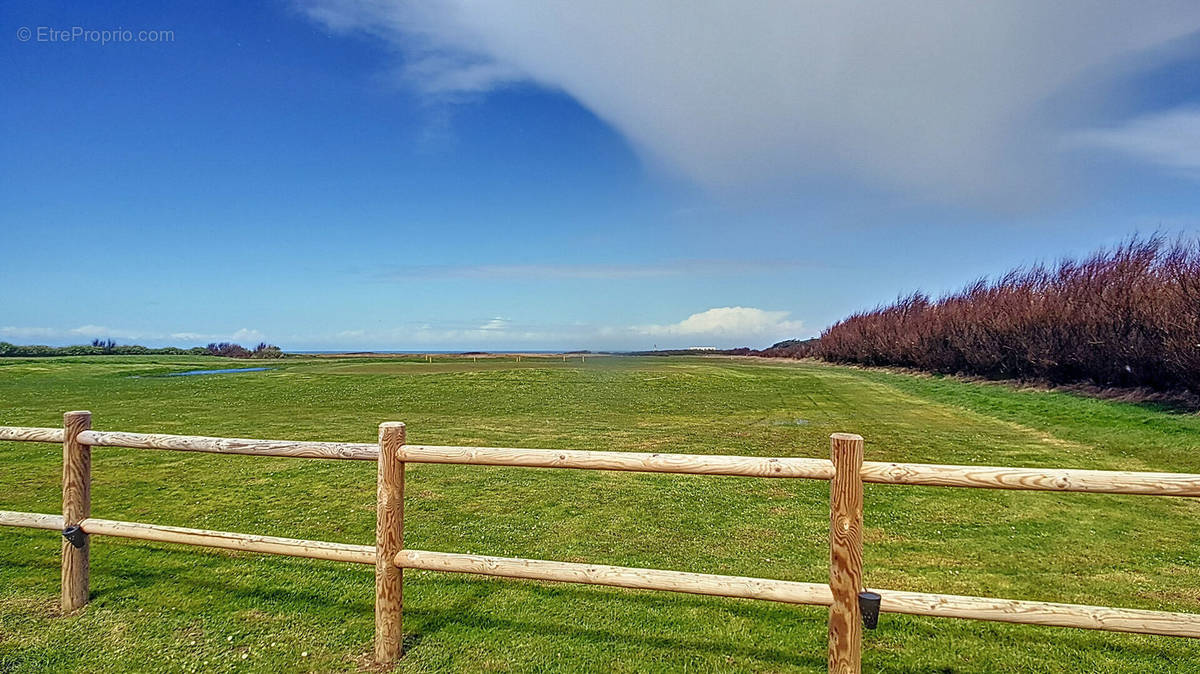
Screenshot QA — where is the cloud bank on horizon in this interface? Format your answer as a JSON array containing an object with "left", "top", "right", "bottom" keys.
[
  {"left": 1, "top": 307, "right": 807, "bottom": 350},
  {"left": 637, "top": 307, "right": 803, "bottom": 340},
  {"left": 0, "top": 326, "right": 267, "bottom": 346},
  {"left": 300, "top": 1, "right": 1200, "bottom": 207}
]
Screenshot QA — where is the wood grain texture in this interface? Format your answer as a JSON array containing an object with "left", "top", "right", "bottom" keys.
[
  {"left": 375, "top": 422, "right": 406, "bottom": 664},
  {"left": 77, "top": 430, "right": 377, "bottom": 461},
  {"left": 12, "top": 505, "right": 1194, "bottom": 640},
  {"left": 61, "top": 411, "right": 91, "bottom": 613},
  {"left": 0, "top": 510, "right": 65, "bottom": 530},
  {"left": 400, "top": 444, "right": 836, "bottom": 479},
  {"left": 861, "top": 460, "right": 1200, "bottom": 496},
  {"left": 829, "top": 433, "right": 864, "bottom": 674},
  {"left": 0, "top": 426, "right": 64, "bottom": 443},
  {"left": 16, "top": 425, "right": 1200, "bottom": 496},
  {"left": 394, "top": 550, "right": 1200, "bottom": 637},
  {"left": 875, "top": 588, "right": 1200, "bottom": 638},
  {"left": 395, "top": 549, "right": 835, "bottom": 605},
  {"left": 78, "top": 518, "right": 374, "bottom": 564}
]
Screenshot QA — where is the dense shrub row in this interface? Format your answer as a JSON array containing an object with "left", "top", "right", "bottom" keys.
[
  {"left": 812, "top": 236, "right": 1200, "bottom": 393},
  {"left": 0, "top": 339, "right": 285, "bottom": 359},
  {"left": 205, "top": 342, "right": 284, "bottom": 359},
  {"left": 0, "top": 341, "right": 209, "bottom": 357},
  {"left": 754, "top": 339, "right": 818, "bottom": 359}
]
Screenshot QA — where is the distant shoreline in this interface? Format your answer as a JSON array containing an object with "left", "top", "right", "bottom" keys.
[
  {"left": 288, "top": 349, "right": 755, "bottom": 357},
  {"left": 292, "top": 349, "right": 583, "bottom": 354}
]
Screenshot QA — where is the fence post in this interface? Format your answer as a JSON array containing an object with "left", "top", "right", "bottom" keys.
[
  {"left": 375, "top": 421, "right": 406, "bottom": 664},
  {"left": 62, "top": 410, "right": 92, "bottom": 613},
  {"left": 828, "top": 433, "right": 864, "bottom": 674}
]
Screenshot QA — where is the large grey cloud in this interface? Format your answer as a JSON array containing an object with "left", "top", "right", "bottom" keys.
[
  {"left": 301, "top": 1, "right": 1200, "bottom": 206},
  {"left": 1070, "top": 107, "right": 1200, "bottom": 179}
]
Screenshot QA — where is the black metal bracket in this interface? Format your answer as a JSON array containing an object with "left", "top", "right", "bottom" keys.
[
  {"left": 62, "top": 525, "right": 86, "bottom": 549},
  {"left": 858, "top": 591, "right": 881, "bottom": 629}
]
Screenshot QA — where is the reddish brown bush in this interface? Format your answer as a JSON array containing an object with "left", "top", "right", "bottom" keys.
[
  {"left": 204, "top": 342, "right": 283, "bottom": 359},
  {"left": 814, "top": 235, "right": 1200, "bottom": 393}
]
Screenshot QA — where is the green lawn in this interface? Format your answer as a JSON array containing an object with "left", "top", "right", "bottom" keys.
[{"left": 1, "top": 355, "right": 1198, "bottom": 672}]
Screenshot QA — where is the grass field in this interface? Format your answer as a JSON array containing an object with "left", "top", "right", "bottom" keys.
[{"left": 2, "top": 355, "right": 1199, "bottom": 672}]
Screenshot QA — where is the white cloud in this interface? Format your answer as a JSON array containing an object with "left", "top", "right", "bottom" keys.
[
  {"left": 2, "top": 311, "right": 800, "bottom": 351},
  {"left": 0, "top": 325, "right": 147, "bottom": 340},
  {"left": 69, "top": 324, "right": 116, "bottom": 336},
  {"left": 231, "top": 328, "right": 266, "bottom": 343},
  {"left": 0, "top": 326, "right": 61, "bottom": 339},
  {"left": 403, "top": 262, "right": 677, "bottom": 280},
  {"left": 394, "top": 259, "right": 812, "bottom": 281},
  {"left": 299, "top": 1, "right": 1200, "bottom": 206},
  {"left": 1069, "top": 107, "right": 1200, "bottom": 177},
  {"left": 0, "top": 326, "right": 269, "bottom": 346},
  {"left": 280, "top": 307, "right": 808, "bottom": 349},
  {"left": 406, "top": 318, "right": 559, "bottom": 343},
  {"left": 637, "top": 307, "right": 804, "bottom": 340}
]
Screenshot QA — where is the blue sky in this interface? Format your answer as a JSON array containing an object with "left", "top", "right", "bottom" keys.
[{"left": 3, "top": 2, "right": 1200, "bottom": 351}]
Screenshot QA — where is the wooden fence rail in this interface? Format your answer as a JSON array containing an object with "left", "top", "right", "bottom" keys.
[
  {"left": 53, "top": 427, "right": 1200, "bottom": 496},
  {"left": 1, "top": 413, "right": 1199, "bottom": 673}
]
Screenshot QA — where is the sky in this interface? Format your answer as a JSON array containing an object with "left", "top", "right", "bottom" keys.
[{"left": 3, "top": 1, "right": 1200, "bottom": 351}]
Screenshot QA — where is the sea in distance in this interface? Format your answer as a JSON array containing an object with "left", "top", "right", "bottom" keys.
[{"left": 290, "top": 350, "right": 589, "bottom": 355}]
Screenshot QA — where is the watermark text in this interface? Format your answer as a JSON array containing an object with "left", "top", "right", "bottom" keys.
[{"left": 17, "top": 26, "right": 174, "bottom": 45}]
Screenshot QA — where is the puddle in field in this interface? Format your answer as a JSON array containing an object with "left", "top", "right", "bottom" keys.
[{"left": 165, "top": 367, "right": 272, "bottom": 377}]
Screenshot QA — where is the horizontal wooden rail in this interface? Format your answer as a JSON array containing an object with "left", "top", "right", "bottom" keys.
[
  {"left": 0, "top": 426, "right": 64, "bottom": 443},
  {"left": 396, "top": 550, "right": 1200, "bottom": 638},
  {"left": 398, "top": 446, "right": 1200, "bottom": 496},
  {"left": 401, "top": 444, "right": 836, "bottom": 479},
  {"left": 76, "top": 430, "right": 378, "bottom": 461},
  {"left": 7, "top": 409, "right": 1200, "bottom": 672},
  {"left": 0, "top": 510, "right": 375, "bottom": 564},
  {"left": 395, "top": 549, "right": 834, "bottom": 605},
  {"left": 0, "top": 510, "right": 65, "bottom": 530},
  {"left": 5, "top": 425, "right": 1200, "bottom": 495},
  {"left": 877, "top": 588, "right": 1200, "bottom": 639},
  {"left": 861, "top": 461, "right": 1200, "bottom": 497},
  {"left": 6, "top": 505, "right": 1194, "bottom": 641},
  {"left": 78, "top": 518, "right": 376, "bottom": 564}
]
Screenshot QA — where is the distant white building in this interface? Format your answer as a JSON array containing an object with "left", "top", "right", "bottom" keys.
[{"left": 687, "top": 346, "right": 717, "bottom": 351}]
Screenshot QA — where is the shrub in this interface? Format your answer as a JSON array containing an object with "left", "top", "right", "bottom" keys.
[
  {"left": 813, "top": 235, "right": 1200, "bottom": 393},
  {"left": 251, "top": 342, "right": 284, "bottom": 359},
  {"left": 755, "top": 339, "right": 819, "bottom": 359},
  {"left": 0, "top": 341, "right": 283, "bottom": 359}
]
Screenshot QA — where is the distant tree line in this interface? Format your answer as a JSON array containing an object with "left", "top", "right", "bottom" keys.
[
  {"left": 806, "top": 235, "right": 1200, "bottom": 393},
  {"left": 626, "top": 347, "right": 752, "bottom": 356},
  {"left": 204, "top": 342, "right": 284, "bottom": 359},
  {"left": 0, "top": 339, "right": 285, "bottom": 359}
]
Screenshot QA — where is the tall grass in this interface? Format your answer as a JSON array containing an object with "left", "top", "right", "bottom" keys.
[{"left": 815, "top": 235, "right": 1200, "bottom": 393}]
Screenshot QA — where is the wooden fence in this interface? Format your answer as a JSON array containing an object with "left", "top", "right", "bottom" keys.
[{"left": 2, "top": 412, "right": 1200, "bottom": 672}]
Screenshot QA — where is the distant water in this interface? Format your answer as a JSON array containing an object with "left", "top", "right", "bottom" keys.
[
  {"left": 291, "top": 350, "right": 573, "bottom": 355},
  {"left": 167, "top": 367, "right": 272, "bottom": 377}
]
